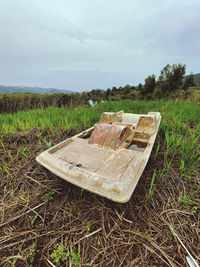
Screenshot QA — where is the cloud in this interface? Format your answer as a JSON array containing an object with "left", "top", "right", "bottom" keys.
[{"left": 0, "top": 0, "right": 199, "bottom": 91}]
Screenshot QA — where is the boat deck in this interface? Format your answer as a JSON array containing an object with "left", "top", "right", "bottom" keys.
[{"left": 52, "top": 138, "right": 142, "bottom": 181}]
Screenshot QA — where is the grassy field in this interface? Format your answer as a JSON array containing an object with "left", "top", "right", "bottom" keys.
[{"left": 0, "top": 100, "right": 199, "bottom": 266}]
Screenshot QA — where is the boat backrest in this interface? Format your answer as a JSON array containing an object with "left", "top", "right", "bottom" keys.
[{"left": 98, "top": 111, "right": 124, "bottom": 124}]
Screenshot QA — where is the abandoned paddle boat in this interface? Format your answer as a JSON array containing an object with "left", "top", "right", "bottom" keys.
[{"left": 36, "top": 110, "right": 161, "bottom": 203}]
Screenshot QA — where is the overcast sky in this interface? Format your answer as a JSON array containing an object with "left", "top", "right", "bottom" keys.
[{"left": 0, "top": 0, "right": 200, "bottom": 91}]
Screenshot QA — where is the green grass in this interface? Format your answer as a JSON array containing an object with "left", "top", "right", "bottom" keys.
[
  {"left": 0, "top": 105, "right": 99, "bottom": 135},
  {"left": 0, "top": 100, "right": 199, "bottom": 135},
  {"left": 0, "top": 99, "right": 199, "bottom": 183}
]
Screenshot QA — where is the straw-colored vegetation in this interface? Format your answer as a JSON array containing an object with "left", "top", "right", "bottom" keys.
[
  {"left": 0, "top": 100, "right": 199, "bottom": 266},
  {"left": 0, "top": 92, "right": 89, "bottom": 114}
]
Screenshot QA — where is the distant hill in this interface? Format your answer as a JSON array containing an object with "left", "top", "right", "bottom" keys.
[
  {"left": 183, "top": 73, "right": 200, "bottom": 85},
  {"left": 0, "top": 85, "right": 73, "bottom": 94}
]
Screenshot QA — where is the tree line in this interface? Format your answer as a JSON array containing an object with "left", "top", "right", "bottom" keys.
[{"left": 0, "top": 64, "right": 197, "bottom": 114}]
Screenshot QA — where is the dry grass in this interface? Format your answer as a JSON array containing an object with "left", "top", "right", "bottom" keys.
[
  {"left": 0, "top": 100, "right": 200, "bottom": 266},
  {"left": 0, "top": 127, "right": 199, "bottom": 267}
]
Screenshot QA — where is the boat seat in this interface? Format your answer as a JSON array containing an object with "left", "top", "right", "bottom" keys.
[
  {"left": 134, "top": 116, "right": 155, "bottom": 135},
  {"left": 88, "top": 123, "right": 131, "bottom": 150}
]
